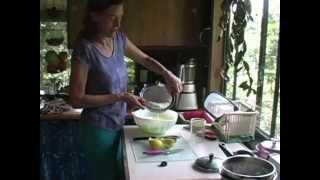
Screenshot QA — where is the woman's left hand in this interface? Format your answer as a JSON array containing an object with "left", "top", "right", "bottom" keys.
[{"left": 163, "top": 70, "right": 183, "bottom": 96}]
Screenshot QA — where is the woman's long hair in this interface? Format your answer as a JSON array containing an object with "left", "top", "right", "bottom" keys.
[{"left": 79, "top": 0, "right": 124, "bottom": 41}]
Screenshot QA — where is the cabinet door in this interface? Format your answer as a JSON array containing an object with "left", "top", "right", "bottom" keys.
[
  {"left": 68, "top": 0, "right": 202, "bottom": 48},
  {"left": 122, "top": 0, "right": 202, "bottom": 47},
  {"left": 67, "top": 0, "right": 87, "bottom": 49}
]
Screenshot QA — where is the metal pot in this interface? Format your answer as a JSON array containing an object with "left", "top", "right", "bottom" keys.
[{"left": 219, "top": 143, "right": 277, "bottom": 180}]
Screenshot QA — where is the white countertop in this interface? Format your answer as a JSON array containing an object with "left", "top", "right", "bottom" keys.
[{"left": 123, "top": 125, "right": 249, "bottom": 180}]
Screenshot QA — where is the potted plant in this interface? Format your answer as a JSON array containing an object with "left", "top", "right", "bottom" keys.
[{"left": 218, "top": 0, "right": 256, "bottom": 98}]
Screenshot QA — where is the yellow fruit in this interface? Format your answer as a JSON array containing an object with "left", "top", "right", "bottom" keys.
[
  {"left": 161, "top": 138, "right": 176, "bottom": 144},
  {"left": 161, "top": 138, "right": 176, "bottom": 149},
  {"left": 149, "top": 138, "right": 164, "bottom": 150}
]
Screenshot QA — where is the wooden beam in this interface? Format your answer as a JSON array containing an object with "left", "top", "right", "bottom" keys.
[
  {"left": 256, "top": 0, "right": 269, "bottom": 128},
  {"left": 270, "top": 33, "right": 280, "bottom": 137},
  {"left": 208, "top": 0, "right": 224, "bottom": 92}
]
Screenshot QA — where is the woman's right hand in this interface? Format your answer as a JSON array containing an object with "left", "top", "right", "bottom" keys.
[{"left": 121, "top": 93, "right": 145, "bottom": 110}]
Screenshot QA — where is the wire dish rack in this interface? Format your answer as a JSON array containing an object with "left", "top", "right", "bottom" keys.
[{"left": 209, "top": 100, "right": 258, "bottom": 143}]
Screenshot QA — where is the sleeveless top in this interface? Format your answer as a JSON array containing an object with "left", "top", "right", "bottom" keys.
[{"left": 72, "top": 32, "right": 128, "bottom": 130}]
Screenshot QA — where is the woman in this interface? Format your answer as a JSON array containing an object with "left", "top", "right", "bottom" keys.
[{"left": 68, "top": 0, "right": 182, "bottom": 179}]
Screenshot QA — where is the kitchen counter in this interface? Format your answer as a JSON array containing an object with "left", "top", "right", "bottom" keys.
[
  {"left": 40, "top": 108, "right": 82, "bottom": 120},
  {"left": 123, "top": 125, "right": 249, "bottom": 180}
]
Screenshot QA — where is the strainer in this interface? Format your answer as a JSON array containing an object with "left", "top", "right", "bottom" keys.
[{"left": 140, "top": 82, "right": 175, "bottom": 112}]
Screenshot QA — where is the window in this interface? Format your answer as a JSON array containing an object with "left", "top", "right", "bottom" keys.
[
  {"left": 125, "top": 56, "right": 137, "bottom": 93},
  {"left": 224, "top": 0, "right": 280, "bottom": 138}
]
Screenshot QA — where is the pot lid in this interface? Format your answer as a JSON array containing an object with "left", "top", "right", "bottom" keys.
[
  {"left": 140, "top": 82, "right": 175, "bottom": 112},
  {"left": 193, "top": 153, "right": 222, "bottom": 173},
  {"left": 203, "top": 91, "right": 239, "bottom": 119},
  {"left": 260, "top": 139, "right": 280, "bottom": 153}
]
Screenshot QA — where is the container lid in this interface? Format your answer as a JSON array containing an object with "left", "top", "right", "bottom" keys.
[
  {"left": 140, "top": 82, "right": 175, "bottom": 112},
  {"left": 193, "top": 153, "right": 222, "bottom": 173},
  {"left": 203, "top": 91, "right": 239, "bottom": 119}
]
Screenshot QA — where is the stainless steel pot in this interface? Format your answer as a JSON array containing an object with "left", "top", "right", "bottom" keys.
[
  {"left": 219, "top": 143, "right": 277, "bottom": 180},
  {"left": 221, "top": 156, "right": 277, "bottom": 180}
]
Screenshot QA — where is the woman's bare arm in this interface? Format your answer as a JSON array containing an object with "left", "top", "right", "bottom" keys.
[{"left": 125, "top": 37, "right": 182, "bottom": 95}]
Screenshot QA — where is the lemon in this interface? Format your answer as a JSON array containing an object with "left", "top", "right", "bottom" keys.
[
  {"left": 160, "top": 138, "right": 176, "bottom": 149},
  {"left": 149, "top": 138, "right": 164, "bottom": 150}
]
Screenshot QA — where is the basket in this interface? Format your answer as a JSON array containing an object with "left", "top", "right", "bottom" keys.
[{"left": 209, "top": 100, "right": 258, "bottom": 143}]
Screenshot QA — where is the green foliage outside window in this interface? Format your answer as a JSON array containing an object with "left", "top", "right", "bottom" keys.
[{"left": 225, "top": 0, "right": 280, "bottom": 138}]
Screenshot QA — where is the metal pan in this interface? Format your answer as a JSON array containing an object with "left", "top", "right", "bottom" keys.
[{"left": 219, "top": 143, "right": 277, "bottom": 180}]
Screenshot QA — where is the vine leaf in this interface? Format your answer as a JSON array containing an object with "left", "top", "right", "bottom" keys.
[
  {"left": 236, "top": 66, "right": 243, "bottom": 73},
  {"left": 249, "top": 15, "right": 254, "bottom": 22},
  {"left": 243, "top": 60, "right": 250, "bottom": 72},
  {"left": 239, "top": 81, "right": 249, "bottom": 90},
  {"left": 246, "top": 89, "right": 252, "bottom": 97},
  {"left": 249, "top": 76, "right": 253, "bottom": 85}
]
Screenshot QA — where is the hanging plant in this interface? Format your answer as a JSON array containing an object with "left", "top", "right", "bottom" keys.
[
  {"left": 218, "top": 0, "right": 256, "bottom": 98},
  {"left": 46, "top": 29, "right": 64, "bottom": 46},
  {"left": 46, "top": 37, "right": 64, "bottom": 46}
]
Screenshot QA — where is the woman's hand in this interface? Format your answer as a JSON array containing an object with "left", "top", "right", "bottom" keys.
[
  {"left": 121, "top": 93, "right": 146, "bottom": 110},
  {"left": 163, "top": 70, "right": 183, "bottom": 96}
]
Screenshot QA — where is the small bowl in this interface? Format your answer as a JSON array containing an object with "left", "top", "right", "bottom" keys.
[{"left": 132, "top": 109, "right": 178, "bottom": 136}]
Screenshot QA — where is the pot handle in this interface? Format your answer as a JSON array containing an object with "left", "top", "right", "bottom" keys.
[
  {"left": 219, "top": 143, "right": 234, "bottom": 157},
  {"left": 234, "top": 149, "right": 256, "bottom": 157},
  {"left": 273, "top": 172, "right": 278, "bottom": 180}
]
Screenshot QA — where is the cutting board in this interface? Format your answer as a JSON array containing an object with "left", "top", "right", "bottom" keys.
[{"left": 130, "top": 136, "right": 197, "bottom": 163}]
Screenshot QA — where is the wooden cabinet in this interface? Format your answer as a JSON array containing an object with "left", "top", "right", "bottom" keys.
[
  {"left": 68, "top": 0, "right": 206, "bottom": 49},
  {"left": 67, "top": 0, "right": 87, "bottom": 49},
  {"left": 122, "top": 0, "right": 203, "bottom": 47}
]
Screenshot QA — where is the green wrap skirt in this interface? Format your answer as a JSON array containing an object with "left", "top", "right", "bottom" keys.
[{"left": 79, "top": 121, "right": 125, "bottom": 180}]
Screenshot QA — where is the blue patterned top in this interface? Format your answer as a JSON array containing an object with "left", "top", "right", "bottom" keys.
[{"left": 72, "top": 32, "right": 128, "bottom": 130}]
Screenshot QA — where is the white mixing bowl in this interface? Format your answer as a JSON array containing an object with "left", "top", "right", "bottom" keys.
[{"left": 132, "top": 109, "right": 178, "bottom": 136}]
